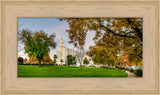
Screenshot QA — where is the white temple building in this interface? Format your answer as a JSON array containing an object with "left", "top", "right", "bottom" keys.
[
  {"left": 56, "top": 38, "right": 78, "bottom": 65},
  {"left": 18, "top": 38, "right": 93, "bottom": 66}
]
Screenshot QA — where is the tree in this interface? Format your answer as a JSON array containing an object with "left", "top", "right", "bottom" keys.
[
  {"left": 67, "top": 55, "right": 76, "bottom": 65},
  {"left": 53, "top": 54, "right": 58, "bottom": 65},
  {"left": 83, "top": 57, "right": 89, "bottom": 65},
  {"left": 87, "top": 45, "right": 112, "bottom": 66},
  {"left": 20, "top": 29, "right": 56, "bottom": 67},
  {"left": 60, "top": 18, "right": 142, "bottom": 66},
  {"left": 75, "top": 50, "right": 85, "bottom": 70},
  {"left": 60, "top": 59, "right": 63, "bottom": 66},
  {"left": 61, "top": 18, "right": 142, "bottom": 43},
  {"left": 128, "top": 45, "right": 142, "bottom": 66},
  {"left": 18, "top": 57, "right": 23, "bottom": 64},
  {"left": 23, "top": 58, "right": 28, "bottom": 63},
  {"left": 29, "top": 57, "right": 36, "bottom": 64},
  {"left": 60, "top": 18, "right": 88, "bottom": 70},
  {"left": 42, "top": 53, "right": 52, "bottom": 64}
]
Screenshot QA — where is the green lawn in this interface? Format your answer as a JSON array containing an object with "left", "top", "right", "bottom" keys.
[{"left": 18, "top": 65, "right": 128, "bottom": 77}]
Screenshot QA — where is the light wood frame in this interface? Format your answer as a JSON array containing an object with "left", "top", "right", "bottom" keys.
[{"left": 0, "top": 0, "right": 159, "bottom": 95}]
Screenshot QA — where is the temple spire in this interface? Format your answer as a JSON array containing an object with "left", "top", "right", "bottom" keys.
[{"left": 60, "top": 38, "right": 64, "bottom": 47}]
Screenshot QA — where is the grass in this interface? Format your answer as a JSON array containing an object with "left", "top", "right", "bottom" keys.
[{"left": 18, "top": 65, "right": 128, "bottom": 77}]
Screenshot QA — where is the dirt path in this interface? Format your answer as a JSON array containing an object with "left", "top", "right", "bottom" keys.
[{"left": 124, "top": 70, "right": 137, "bottom": 78}]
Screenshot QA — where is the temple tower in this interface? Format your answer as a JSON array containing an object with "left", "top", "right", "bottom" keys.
[{"left": 56, "top": 38, "right": 66, "bottom": 65}]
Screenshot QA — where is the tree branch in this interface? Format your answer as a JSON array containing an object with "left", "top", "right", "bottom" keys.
[
  {"left": 125, "top": 18, "right": 142, "bottom": 42},
  {"left": 100, "top": 25, "right": 136, "bottom": 39}
]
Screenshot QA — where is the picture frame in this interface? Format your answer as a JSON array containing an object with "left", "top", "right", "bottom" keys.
[{"left": 0, "top": 0, "right": 159, "bottom": 94}]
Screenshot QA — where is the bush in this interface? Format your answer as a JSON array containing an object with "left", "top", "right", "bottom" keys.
[
  {"left": 100, "top": 66, "right": 108, "bottom": 68},
  {"left": 129, "top": 68, "right": 134, "bottom": 72},
  {"left": 83, "top": 57, "right": 89, "bottom": 65},
  {"left": 81, "top": 65, "right": 85, "bottom": 67},
  {"left": 89, "top": 65, "right": 96, "bottom": 67},
  {"left": 30, "top": 64, "right": 38, "bottom": 65},
  {"left": 18, "top": 62, "right": 24, "bottom": 65},
  {"left": 18, "top": 57, "right": 23, "bottom": 63},
  {"left": 125, "top": 67, "right": 129, "bottom": 70},
  {"left": 117, "top": 65, "right": 121, "bottom": 69},
  {"left": 18, "top": 63, "right": 25, "bottom": 65},
  {"left": 111, "top": 62, "right": 115, "bottom": 66},
  {"left": 119, "top": 67, "right": 125, "bottom": 69},
  {"left": 134, "top": 69, "right": 143, "bottom": 76},
  {"left": 124, "top": 66, "right": 129, "bottom": 70}
]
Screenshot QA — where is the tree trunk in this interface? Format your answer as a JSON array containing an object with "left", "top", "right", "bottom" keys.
[
  {"left": 80, "top": 63, "right": 82, "bottom": 70},
  {"left": 39, "top": 60, "right": 42, "bottom": 67}
]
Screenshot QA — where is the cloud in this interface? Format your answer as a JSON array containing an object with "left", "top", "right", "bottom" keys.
[{"left": 44, "top": 23, "right": 70, "bottom": 40}]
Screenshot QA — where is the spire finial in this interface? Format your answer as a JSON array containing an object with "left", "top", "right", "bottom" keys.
[{"left": 60, "top": 38, "right": 64, "bottom": 46}]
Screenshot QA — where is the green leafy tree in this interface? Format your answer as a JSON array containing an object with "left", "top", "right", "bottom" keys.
[
  {"left": 67, "top": 55, "right": 76, "bottom": 65},
  {"left": 60, "top": 59, "right": 63, "bottom": 65},
  {"left": 53, "top": 54, "right": 58, "bottom": 65},
  {"left": 20, "top": 29, "right": 56, "bottom": 67},
  {"left": 83, "top": 57, "right": 89, "bottom": 65}
]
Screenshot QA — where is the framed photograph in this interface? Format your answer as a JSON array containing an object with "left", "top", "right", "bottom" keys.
[{"left": 0, "top": 0, "right": 159, "bottom": 95}]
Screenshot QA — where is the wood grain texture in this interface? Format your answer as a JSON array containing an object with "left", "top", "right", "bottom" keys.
[
  {"left": 0, "top": 0, "right": 159, "bottom": 95},
  {"left": 0, "top": 0, "right": 159, "bottom": 1},
  {"left": 0, "top": 1, "right": 1, "bottom": 95}
]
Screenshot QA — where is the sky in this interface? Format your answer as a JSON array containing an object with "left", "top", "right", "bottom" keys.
[{"left": 18, "top": 18, "right": 95, "bottom": 59}]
